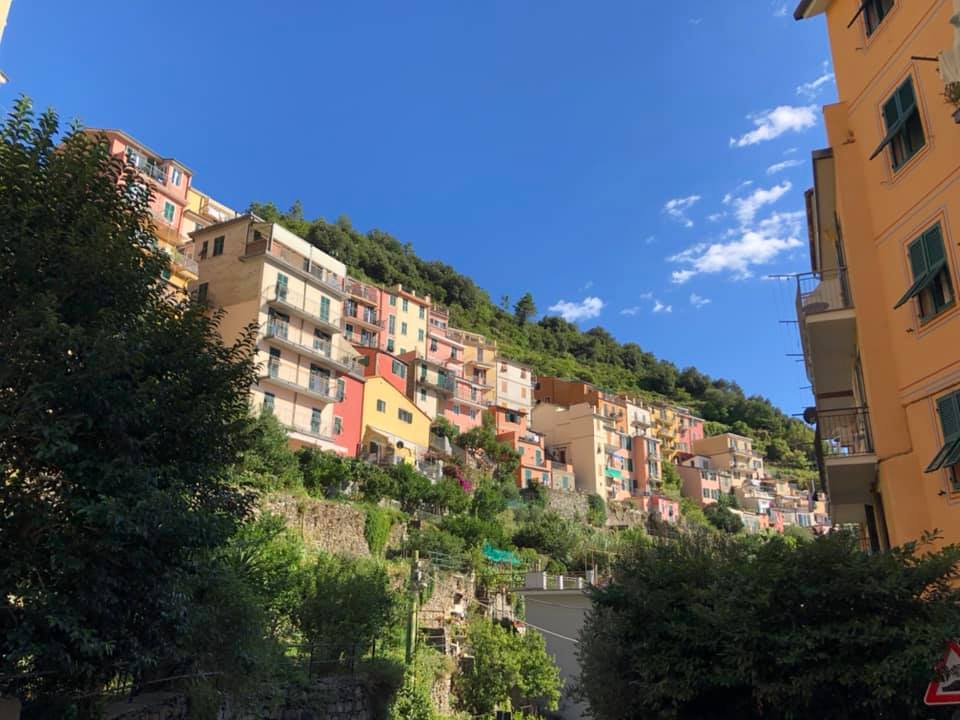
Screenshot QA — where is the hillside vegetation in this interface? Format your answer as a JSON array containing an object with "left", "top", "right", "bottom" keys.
[{"left": 248, "top": 202, "right": 814, "bottom": 469}]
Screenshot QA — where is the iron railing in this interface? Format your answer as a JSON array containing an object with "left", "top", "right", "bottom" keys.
[
  {"left": 797, "top": 268, "right": 853, "bottom": 315},
  {"left": 818, "top": 406, "right": 874, "bottom": 457}
]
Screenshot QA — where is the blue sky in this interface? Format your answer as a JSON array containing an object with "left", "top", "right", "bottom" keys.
[{"left": 4, "top": 0, "right": 835, "bottom": 415}]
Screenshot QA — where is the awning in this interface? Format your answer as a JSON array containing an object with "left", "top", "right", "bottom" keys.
[
  {"left": 940, "top": 1, "right": 960, "bottom": 85},
  {"left": 925, "top": 436, "right": 960, "bottom": 473},
  {"left": 605, "top": 467, "right": 623, "bottom": 479},
  {"left": 365, "top": 425, "right": 419, "bottom": 455},
  {"left": 482, "top": 543, "right": 521, "bottom": 566},
  {"left": 893, "top": 260, "right": 945, "bottom": 309}
]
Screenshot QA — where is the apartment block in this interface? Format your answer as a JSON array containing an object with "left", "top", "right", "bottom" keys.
[
  {"left": 184, "top": 187, "right": 237, "bottom": 237},
  {"left": 379, "top": 284, "right": 429, "bottom": 357},
  {"left": 490, "top": 405, "right": 574, "bottom": 490},
  {"left": 496, "top": 358, "right": 535, "bottom": 415},
  {"left": 344, "top": 277, "right": 383, "bottom": 350},
  {"left": 357, "top": 347, "right": 409, "bottom": 394},
  {"left": 191, "top": 215, "right": 362, "bottom": 455},
  {"left": 360, "top": 377, "right": 431, "bottom": 466},
  {"left": 88, "top": 128, "right": 198, "bottom": 293},
  {"left": 693, "top": 433, "right": 765, "bottom": 483},
  {"left": 794, "top": 0, "right": 960, "bottom": 549}
]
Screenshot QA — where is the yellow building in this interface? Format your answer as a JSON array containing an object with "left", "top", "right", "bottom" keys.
[
  {"left": 183, "top": 187, "right": 237, "bottom": 236},
  {"left": 360, "top": 376, "right": 432, "bottom": 465},
  {"left": 794, "top": 0, "right": 960, "bottom": 549},
  {"left": 380, "top": 284, "right": 430, "bottom": 358}
]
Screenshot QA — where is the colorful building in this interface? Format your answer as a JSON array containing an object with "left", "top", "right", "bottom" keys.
[
  {"left": 360, "top": 376, "right": 432, "bottom": 466},
  {"left": 794, "top": 0, "right": 960, "bottom": 549},
  {"left": 490, "top": 404, "right": 574, "bottom": 490},
  {"left": 344, "top": 277, "right": 383, "bottom": 350},
  {"left": 693, "top": 433, "right": 765, "bottom": 484},
  {"left": 378, "top": 284, "right": 430, "bottom": 357},
  {"left": 87, "top": 128, "right": 199, "bottom": 294},
  {"left": 184, "top": 187, "right": 237, "bottom": 237},
  {"left": 357, "top": 346, "right": 409, "bottom": 394},
  {"left": 496, "top": 358, "right": 535, "bottom": 414},
  {"left": 678, "top": 462, "right": 723, "bottom": 507},
  {"left": 191, "top": 215, "right": 362, "bottom": 455}
]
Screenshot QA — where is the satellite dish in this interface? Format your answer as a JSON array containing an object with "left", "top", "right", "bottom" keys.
[{"left": 802, "top": 407, "right": 817, "bottom": 425}]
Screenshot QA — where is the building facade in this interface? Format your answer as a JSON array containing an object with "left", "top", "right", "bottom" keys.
[
  {"left": 88, "top": 128, "right": 199, "bottom": 294},
  {"left": 693, "top": 433, "right": 765, "bottom": 484},
  {"left": 191, "top": 215, "right": 362, "bottom": 454},
  {"left": 794, "top": 0, "right": 960, "bottom": 549},
  {"left": 360, "top": 377, "right": 432, "bottom": 466},
  {"left": 496, "top": 358, "right": 535, "bottom": 414},
  {"left": 378, "top": 284, "right": 429, "bottom": 357}
]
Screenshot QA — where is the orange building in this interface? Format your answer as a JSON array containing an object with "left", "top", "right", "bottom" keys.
[{"left": 794, "top": 0, "right": 960, "bottom": 549}]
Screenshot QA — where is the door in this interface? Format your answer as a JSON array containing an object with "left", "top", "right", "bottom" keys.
[
  {"left": 310, "top": 363, "right": 330, "bottom": 393},
  {"left": 276, "top": 273, "right": 289, "bottom": 301},
  {"left": 268, "top": 347, "right": 281, "bottom": 378}
]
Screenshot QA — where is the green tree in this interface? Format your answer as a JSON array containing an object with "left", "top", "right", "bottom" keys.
[
  {"left": 587, "top": 494, "right": 607, "bottom": 527},
  {"left": 514, "top": 292, "right": 537, "bottom": 325},
  {"left": 704, "top": 503, "right": 744, "bottom": 534},
  {"left": 577, "top": 530, "right": 960, "bottom": 719},
  {"left": 456, "top": 619, "right": 561, "bottom": 716},
  {"left": 299, "top": 553, "right": 399, "bottom": 663},
  {"left": 0, "top": 100, "right": 258, "bottom": 705},
  {"left": 660, "top": 461, "right": 682, "bottom": 500},
  {"left": 514, "top": 512, "right": 582, "bottom": 567},
  {"left": 232, "top": 411, "right": 303, "bottom": 491}
]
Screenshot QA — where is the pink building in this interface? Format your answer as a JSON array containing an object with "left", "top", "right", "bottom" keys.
[
  {"left": 676, "top": 410, "right": 705, "bottom": 455},
  {"left": 639, "top": 495, "right": 680, "bottom": 524},
  {"left": 332, "top": 373, "right": 364, "bottom": 458},
  {"left": 356, "top": 347, "right": 408, "bottom": 395},
  {"left": 678, "top": 464, "right": 722, "bottom": 507}
]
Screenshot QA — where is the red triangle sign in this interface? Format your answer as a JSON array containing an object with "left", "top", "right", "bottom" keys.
[{"left": 926, "top": 640, "right": 960, "bottom": 706}]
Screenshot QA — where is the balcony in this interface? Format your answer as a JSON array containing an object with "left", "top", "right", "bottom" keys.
[
  {"left": 342, "top": 306, "right": 383, "bottom": 331},
  {"left": 259, "top": 362, "right": 343, "bottom": 403},
  {"left": 796, "top": 269, "right": 857, "bottom": 390},
  {"left": 262, "top": 322, "right": 363, "bottom": 376},
  {"left": 244, "top": 233, "right": 346, "bottom": 298},
  {"left": 166, "top": 246, "right": 198, "bottom": 277},
  {"left": 286, "top": 420, "right": 336, "bottom": 443},
  {"left": 346, "top": 279, "right": 380, "bottom": 304},
  {"left": 466, "top": 349, "right": 496, "bottom": 368},
  {"left": 127, "top": 151, "right": 167, "bottom": 184},
  {"left": 264, "top": 287, "right": 342, "bottom": 336},
  {"left": 420, "top": 372, "right": 456, "bottom": 395},
  {"left": 816, "top": 407, "right": 877, "bottom": 525}
]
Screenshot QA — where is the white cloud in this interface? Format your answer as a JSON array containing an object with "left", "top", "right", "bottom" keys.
[
  {"left": 724, "top": 181, "right": 792, "bottom": 225},
  {"left": 667, "top": 210, "right": 806, "bottom": 282},
  {"left": 797, "top": 62, "right": 835, "bottom": 100},
  {"left": 690, "top": 293, "right": 712, "bottom": 309},
  {"left": 784, "top": 147, "right": 798, "bottom": 155},
  {"left": 620, "top": 306, "right": 642, "bottom": 316},
  {"left": 730, "top": 105, "right": 818, "bottom": 148},
  {"left": 548, "top": 296, "right": 605, "bottom": 322},
  {"left": 638, "top": 291, "right": 654, "bottom": 300},
  {"left": 652, "top": 300, "right": 673, "bottom": 314},
  {"left": 773, "top": 3, "right": 789, "bottom": 17},
  {"left": 663, "top": 195, "right": 701, "bottom": 228},
  {"left": 767, "top": 159, "right": 804, "bottom": 175},
  {"left": 644, "top": 235, "right": 656, "bottom": 245},
  {"left": 582, "top": 280, "right": 594, "bottom": 290}
]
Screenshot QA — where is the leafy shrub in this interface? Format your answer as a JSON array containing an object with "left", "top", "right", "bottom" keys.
[
  {"left": 408, "top": 525, "right": 466, "bottom": 558},
  {"left": 364, "top": 505, "right": 396, "bottom": 557},
  {"left": 587, "top": 494, "right": 606, "bottom": 526},
  {"left": 513, "top": 512, "right": 582, "bottom": 567}
]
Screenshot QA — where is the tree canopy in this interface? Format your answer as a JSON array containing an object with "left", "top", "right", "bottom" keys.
[
  {"left": 577, "top": 530, "right": 960, "bottom": 720},
  {"left": 0, "top": 98, "right": 259, "bottom": 704}
]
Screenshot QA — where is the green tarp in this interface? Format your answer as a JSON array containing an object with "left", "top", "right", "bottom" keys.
[{"left": 483, "top": 543, "right": 521, "bottom": 566}]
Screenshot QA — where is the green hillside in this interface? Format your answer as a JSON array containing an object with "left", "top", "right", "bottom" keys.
[{"left": 248, "top": 202, "right": 814, "bottom": 470}]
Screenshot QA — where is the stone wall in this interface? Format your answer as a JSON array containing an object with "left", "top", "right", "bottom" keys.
[
  {"left": 544, "top": 488, "right": 590, "bottom": 521},
  {"left": 606, "top": 500, "right": 646, "bottom": 528},
  {"left": 266, "top": 495, "right": 370, "bottom": 558}
]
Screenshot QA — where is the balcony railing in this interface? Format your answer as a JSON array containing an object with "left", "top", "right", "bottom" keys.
[
  {"left": 264, "top": 287, "right": 341, "bottom": 331},
  {"left": 819, "top": 407, "right": 874, "bottom": 457},
  {"left": 166, "top": 247, "right": 198, "bottom": 276},
  {"left": 263, "top": 322, "right": 362, "bottom": 375},
  {"left": 287, "top": 421, "right": 335, "bottom": 441},
  {"left": 343, "top": 307, "right": 383, "bottom": 328},
  {"left": 797, "top": 268, "right": 853, "bottom": 316},
  {"left": 346, "top": 279, "right": 379, "bottom": 303},
  {"left": 128, "top": 152, "right": 167, "bottom": 184},
  {"left": 421, "top": 373, "right": 456, "bottom": 393}
]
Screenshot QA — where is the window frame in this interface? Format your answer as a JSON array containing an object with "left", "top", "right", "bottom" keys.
[
  {"left": 376, "top": 399, "right": 386, "bottom": 413},
  {"left": 894, "top": 223, "right": 954, "bottom": 321},
  {"left": 163, "top": 201, "right": 175, "bottom": 223},
  {"left": 212, "top": 235, "right": 225, "bottom": 257},
  {"left": 870, "top": 76, "right": 925, "bottom": 171}
]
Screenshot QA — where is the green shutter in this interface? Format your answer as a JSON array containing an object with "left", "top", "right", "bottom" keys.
[
  {"left": 882, "top": 96, "right": 900, "bottom": 130},
  {"left": 870, "top": 79, "right": 918, "bottom": 161},
  {"left": 894, "top": 234, "right": 945, "bottom": 310},
  {"left": 337, "top": 378, "right": 345, "bottom": 401},
  {"left": 909, "top": 239, "right": 928, "bottom": 280},
  {"left": 897, "top": 79, "right": 916, "bottom": 115},
  {"left": 923, "top": 225, "right": 946, "bottom": 268},
  {"left": 926, "top": 393, "right": 960, "bottom": 472}
]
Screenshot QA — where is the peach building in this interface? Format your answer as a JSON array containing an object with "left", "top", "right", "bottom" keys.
[
  {"left": 378, "top": 284, "right": 429, "bottom": 357},
  {"left": 794, "top": 0, "right": 960, "bottom": 549},
  {"left": 496, "top": 358, "right": 535, "bottom": 415},
  {"left": 87, "top": 128, "right": 198, "bottom": 294},
  {"left": 190, "top": 215, "right": 362, "bottom": 455},
  {"left": 692, "top": 433, "right": 765, "bottom": 484},
  {"left": 490, "top": 405, "right": 555, "bottom": 489},
  {"left": 343, "top": 277, "right": 383, "bottom": 350}
]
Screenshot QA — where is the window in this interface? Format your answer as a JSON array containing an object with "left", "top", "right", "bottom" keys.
[
  {"left": 388, "top": 315, "right": 396, "bottom": 334},
  {"left": 263, "top": 392, "right": 275, "bottom": 413},
  {"left": 402, "top": 298, "right": 409, "bottom": 312},
  {"left": 542, "top": 472, "right": 549, "bottom": 484},
  {"left": 344, "top": 324, "right": 354, "bottom": 340},
  {"left": 418, "top": 329, "right": 425, "bottom": 342},
  {"left": 520, "top": 369, "right": 527, "bottom": 379},
  {"left": 392, "top": 359, "right": 407, "bottom": 378},
  {"left": 506, "top": 412, "right": 520, "bottom": 424},
  {"left": 452, "top": 404, "right": 461, "bottom": 415},
  {"left": 419, "top": 306, "right": 425, "bottom": 319},
  {"left": 213, "top": 235, "right": 225, "bottom": 256},
  {"left": 320, "top": 297, "right": 331, "bottom": 322},
  {"left": 450, "top": 348, "right": 458, "bottom": 360},
  {"left": 196, "top": 282, "right": 208, "bottom": 304},
  {"left": 334, "top": 416, "right": 343, "bottom": 435},
  {"left": 927, "top": 391, "right": 960, "bottom": 490},
  {"left": 401, "top": 321, "right": 408, "bottom": 336},
  {"left": 703, "top": 488, "right": 711, "bottom": 499},
  {"left": 377, "top": 399, "right": 386, "bottom": 413},
  {"left": 525, "top": 469, "right": 532, "bottom": 482},
  {"left": 467, "top": 408, "right": 477, "bottom": 419},
  {"left": 387, "top": 339, "right": 395, "bottom": 353},
  {"left": 311, "top": 408, "right": 322, "bottom": 434},
  {"left": 171, "top": 167, "right": 182, "bottom": 186},
  {"left": 535, "top": 449, "right": 542, "bottom": 465},
  {"left": 163, "top": 201, "right": 175, "bottom": 223},
  {"left": 430, "top": 338, "right": 438, "bottom": 352},
  {"left": 501, "top": 362, "right": 507, "bottom": 372},
  {"left": 268, "top": 347, "right": 281, "bottom": 377},
  {"left": 420, "top": 388, "right": 427, "bottom": 402},
  {"left": 894, "top": 224, "right": 953, "bottom": 320},
  {"left": 870, "top": 77, "right": 924, "bottom": 170},
  {"left": 389, "top": 294, "right": 396, "bottom": 306},
  {"left": 852, "top": 0, "right": 894, "bottom": 36},
  {"left": 199, "top": 240, "right": 208, "bottom": 260},
  {"left": 336, "top": 378, "right": 345, "bottom": 402},
  {"left": 398, "top": 409, "right": 413, "bottom": 424}
]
